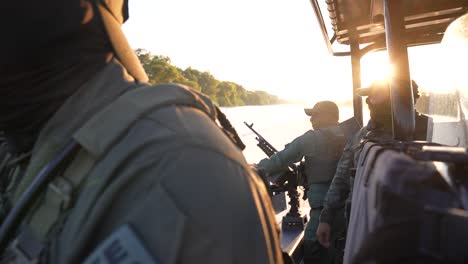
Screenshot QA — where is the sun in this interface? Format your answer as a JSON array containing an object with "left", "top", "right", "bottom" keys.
[
  {"left": 360, "top": 51, "right": 393, "bottom": 88},
  {"left": 360, "top": 45, "right": 463, "bottom": 95}
]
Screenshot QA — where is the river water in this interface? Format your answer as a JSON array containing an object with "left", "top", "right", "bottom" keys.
[{"left": 221, "top": 104, "right": 365, "bottom": 164}]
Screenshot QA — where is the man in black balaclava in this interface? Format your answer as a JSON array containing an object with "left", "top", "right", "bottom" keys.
[
  {"left": 316, "top": 79, "right": 429, "bottom": 251},
  {"left": 0, "top": 0, "right": 116, "bottom": 153},
  {"left": 0, "top": 1, "right": 283, "bottom": 263}
]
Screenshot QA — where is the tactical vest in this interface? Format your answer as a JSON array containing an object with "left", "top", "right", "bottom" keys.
[
  {"left": 0, "top": 83, "right": 244, "bottom": 263},
  {"left": 304, "top": 129, "right": 346, "bottom": 184}
]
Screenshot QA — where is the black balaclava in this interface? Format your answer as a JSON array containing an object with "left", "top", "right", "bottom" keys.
[
  {"left": 0, "top": 1, "right": 114, "bottom": 153},
  {"left": 367, "top": 80, "right": 420, "bottom": 130},
  {"left": 367, "top": 97, "right": 393, "bottom": 129}
]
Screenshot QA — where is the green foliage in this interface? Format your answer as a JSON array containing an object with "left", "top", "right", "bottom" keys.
[
  {"left": 135, "top": 49, "right": 286, "bottom": 106},
  {"left": 182, "top": 67, "right": 217, "bottom": 99}
]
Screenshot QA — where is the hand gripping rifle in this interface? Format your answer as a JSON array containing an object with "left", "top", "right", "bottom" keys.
[{"left": 244, "top": 121, "right": 306, "bottom": 230}]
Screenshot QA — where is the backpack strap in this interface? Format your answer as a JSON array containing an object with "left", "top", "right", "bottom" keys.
[
  {"left": 0, "top": 141, "right": 80, "bottom": 258},
  {"left": 27, "top": 147, "right": 97, "bottom": 239}
]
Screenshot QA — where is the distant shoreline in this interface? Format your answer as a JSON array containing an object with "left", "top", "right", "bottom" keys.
[{"left": 220, "top": 100, "right": 354, "bottom": 108}]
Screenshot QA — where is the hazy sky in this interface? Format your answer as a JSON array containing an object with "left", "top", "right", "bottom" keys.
[{"left": 122, "top": 0, "right": 449, "bottom": 103}]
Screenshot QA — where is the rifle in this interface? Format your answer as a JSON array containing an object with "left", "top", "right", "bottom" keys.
[
  {"left": 243, "top": 122, "right": 277, "bottom": 157},
  {"left": 244, "top": 122, "right": 299, "bottom": 174},
  {"left": 244, "top": 121, "right": 306, "bottom": 230}
]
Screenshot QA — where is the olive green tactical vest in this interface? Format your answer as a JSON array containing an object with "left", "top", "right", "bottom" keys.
[{"left": 304, "top": 130, "right": 346, "bottom": 184}]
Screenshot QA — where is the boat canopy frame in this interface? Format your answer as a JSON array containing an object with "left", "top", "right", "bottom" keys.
[{"left": 310, "top": 0, "right": 468, "bottom": 139}]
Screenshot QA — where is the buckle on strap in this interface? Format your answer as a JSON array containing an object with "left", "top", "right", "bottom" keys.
[{"left": 48, "top": 176, "right": 73, "bottom": 210}]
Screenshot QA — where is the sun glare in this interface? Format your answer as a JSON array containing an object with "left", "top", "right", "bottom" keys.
[
  {"left": 410, "top": 45, "right": 458, "bottom": 94},
  {"left": 359, "top": 45, "right": 463, "bottom": 96},
  {"left": 360, "top": 51, "right": 392, "bottom": 88}
]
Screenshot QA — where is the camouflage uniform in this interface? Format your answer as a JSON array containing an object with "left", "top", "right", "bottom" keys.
[
  {"left": 258, "top": 125, "right": 345, "bottom": 242},
  {"left": 319, "top": 122, "right": 374, "bottom": 225},
  {"left": 320, "top": 115, "right": 428, "bottom": 224}
]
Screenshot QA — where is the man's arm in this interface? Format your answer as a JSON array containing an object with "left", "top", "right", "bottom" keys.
[
  {"left": 53, "top": 106, "right": 283, "bottom": 264},
  {"left": 157, "top": 147, "right": 283, "bottom": 263},
  {"left": 81, "top": 146, "right": 283, "bottom": 264},
  {"left": 257, "top": 131, "right": 316, "bottom": 175}
]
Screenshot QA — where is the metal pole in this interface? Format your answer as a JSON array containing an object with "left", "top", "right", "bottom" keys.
[
  {"left": 384, "top": 0, "right": 415, "bottom": 140},
  {"left": 350, "top": 41, "right": 363, "bottom": 126}
]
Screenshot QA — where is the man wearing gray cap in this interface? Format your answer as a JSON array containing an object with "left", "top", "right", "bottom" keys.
[
  {"left": 257, "top": 101, "right": 346, "bottom": 263},
  {"left": 0, "top": 1, "right": 282, "bottom": 263}
]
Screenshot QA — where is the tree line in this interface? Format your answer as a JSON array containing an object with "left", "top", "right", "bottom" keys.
[{"left": 136, "top": 49, "right": 288, "bottom": 107}]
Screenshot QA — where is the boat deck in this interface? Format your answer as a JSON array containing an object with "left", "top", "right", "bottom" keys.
[{"left": 273, "top": 191, "right": 309, "bottom": 263}]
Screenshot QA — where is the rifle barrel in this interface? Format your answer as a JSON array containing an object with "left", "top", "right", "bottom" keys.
[{"left": 244, "top": 122, "right": 278, "bottom": 153}]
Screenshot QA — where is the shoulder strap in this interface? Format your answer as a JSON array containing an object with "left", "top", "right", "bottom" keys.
[
  {"left": 0, "top": 141, "right": 80, "bottom": 255},
  {"left": 27, "top": 147, "right": 97, "bottom": 239}
]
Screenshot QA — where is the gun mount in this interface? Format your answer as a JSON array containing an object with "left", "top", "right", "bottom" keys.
[{"left": 244, "top": 121, "right": 307, "bottom": 231}]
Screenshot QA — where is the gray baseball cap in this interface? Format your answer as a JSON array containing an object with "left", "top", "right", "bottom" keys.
[{"left": 304, "top": 101, "right": 339, "bottom": 120}]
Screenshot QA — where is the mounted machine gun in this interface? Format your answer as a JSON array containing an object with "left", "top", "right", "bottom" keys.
[{"left": 243, "top": 121, "right": 307, "bottom": 231}]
